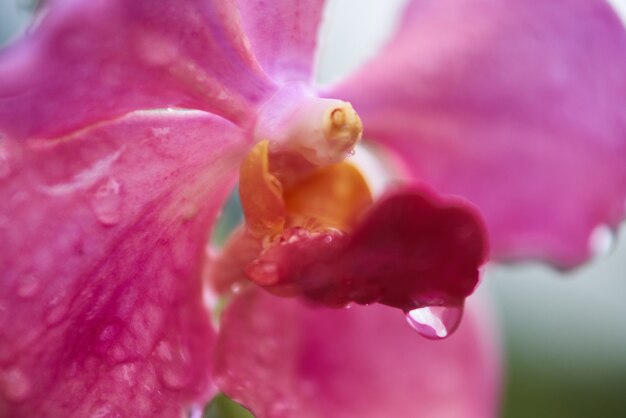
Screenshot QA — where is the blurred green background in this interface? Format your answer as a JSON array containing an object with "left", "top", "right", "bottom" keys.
[{"left": 2, "top": 1, "right": 625, "bottom": 416}]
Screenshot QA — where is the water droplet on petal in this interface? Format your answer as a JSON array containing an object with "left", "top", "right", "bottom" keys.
[
  {"left": 95, "top": 324, "right": 119, "bottom": 356},
  {"left": 155, "top": 341, "right": 192, "bottom": 390},
  {"left": 45, "top": 297, "right": 69, "bottom": 325},
  {"left": 151, "top": 127, "right": 170, "bottom": 138},
  {"left": 91, "top": 178, "right": 122, "bottom": 226},
  {"left": 246, "top": 259, "right": 279, "bottom": 286},
  {"left": 160, "top": 367, "right": 191, "bottom": 390},
  {"left": 2, "top": 367, "right": 31, "bottom": 402},
  {"left": 90, "top": 402, "right": 123, "bottom": 418},
  {"left": 405, "top": 304, "right": 464, "bottom": 340},
  {"left": 16, "top": 275, "right": 39, "bottom": 298},
  {"left": 180, "top": 203, "right": 198, "bottom": 220},
  {"left": 230, "top": 282, "right": 244, "bottom": 294},
  {"left": 588, "top": 224, "right": 616, "bottom": 258}
]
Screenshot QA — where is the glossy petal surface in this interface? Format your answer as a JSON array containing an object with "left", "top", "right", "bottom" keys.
[
  {"left": 214, "top": 289, "right": 499, "bottom": 418},
  {"left": 236, "top": 0, "right": 326, "bottom": 82},
  {"left": 0, "top": 112, "right": 247, "bottom": 416},
  {"left": 246, "top": 187, "right": 488, "bottom": 311},
  {"left": 0, "top": 0, "right": 274, "bottom": 140},
  {"left": 330, "top": 0, "right": 626, "bottom": 268}
]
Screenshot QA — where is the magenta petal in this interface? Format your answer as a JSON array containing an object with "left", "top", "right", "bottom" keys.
[
  {"left": 236, "top": 0, "right": 326, "bottom": 83},
  {"left": 0, "top": 112, "right": 247, "bottom": 416},
  {"left": 330, "top": 0, "right": 626, "bottom": 268},
  {"left": 246, "top": 187, "right": 488, "bottom": 312},
  {"left": 215, "top": 289, "right": 500, "bottom": 418},
  {"left": 0, "top": 0, "right": 275, "bottom": 140}
]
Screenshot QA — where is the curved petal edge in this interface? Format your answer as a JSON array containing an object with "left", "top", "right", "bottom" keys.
[
  {"left": 329, "top": 0, "right": 626, "bottom": 268},
  {"left": 214, "top": 288, "right": 500, "bottom": 418}
]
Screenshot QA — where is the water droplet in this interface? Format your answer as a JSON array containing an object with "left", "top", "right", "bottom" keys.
[
  {"left": 45, "top": 297, "right": 69, "bottom": 325},
  {"left": 90, "top": 402, "right": 122, "bottom": 418},
  {"left": 155, "top": 341, "right": 192, "bottom": 390},
  {"left": 160, "top": 367, "right": 191, "bottom": 390},
  {"left": 91, "top": 178, "right": 122, "bottom": 226},
  {"left": 2, "top": 368, "right": 31, "bottom": 402},
  {"left": 588, "top": 224, "right": 616, "bottom": 258},
  {"left": 137, "top": 33, "right": 179, "bottom": 67},
  {"left": 151, "top": 127, "right": 170, "bottom": 137},
  {"left": 230, "top": 282, "right": 244, "bottom": 294},
  {"left": 404, "top": 304, "right": 464, "bottom": 340},
  {"left": 246, "top": 259, "right": 279, "bottom": 286},
  {"left": 180, "top": 203, "right": 198, "bottom": 220},
  {"left": 16, "top": 275, "right": 39, "bottom": 298},
  {"left": 98, "top": 325, "right": 117, "bottom": 343},
  {"left": 347, "top": 149, "right": 356, "bottom": 157}
]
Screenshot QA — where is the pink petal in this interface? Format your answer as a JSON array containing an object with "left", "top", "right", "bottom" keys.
[
  {"left": 0, "top": 112, "right": 247, "bottom": 416},
  {"left": 207, "top": 226, "right": 262, "bottom": 294},
  {"left": 0, "top": 0, "right": 275, "bottom": 140},
  {"left": 214, "top": 289, "right": 500, "bottom": 418},
  {"left": 329, "top": 0, "right": 626, "bottom": 268},
  {"left": 236, "top": 0, "right": 326, "bottom": 83},
  {"left": 246, "top": 187, "right": 488, "bottom": 312}
]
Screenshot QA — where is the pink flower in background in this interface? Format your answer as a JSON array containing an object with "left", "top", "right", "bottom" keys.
[{"left": 0, "top": 1, "right": 624, "bottom": 418}]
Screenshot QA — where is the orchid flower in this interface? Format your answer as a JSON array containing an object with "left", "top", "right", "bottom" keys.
[{"left": 1, "top": 0, "right": 625, "bottom": 417}]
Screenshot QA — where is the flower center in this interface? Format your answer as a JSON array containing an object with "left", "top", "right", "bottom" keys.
[
  {"left": 241, "top": 88, "right": 369, "bottom": 242},
  {"left": 238, "top": 139, "right": 372, "bottom": 241},
  {"left": 208, "top": 93, "right": 372, "bottom": 298},
  {"left": 208, "top": 92, "right": 488, "bottom": 343},
  {"left": 253, "top": 86, "right": 363, "bottom": 166}
]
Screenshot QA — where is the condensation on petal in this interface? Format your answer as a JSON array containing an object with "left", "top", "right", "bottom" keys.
[
  {"left": 0, "top": 112, "right": 247, "bottom": 416},
  {"left": 245, "top": 186, "right": 488, "bottom": 315}
]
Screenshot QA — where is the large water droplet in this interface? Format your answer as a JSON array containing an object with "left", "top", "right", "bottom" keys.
[
  {"left": 2, "top": 367, "right": 31, "bottom": 402},
  {"left": 405, "top": 304, "right": 464, "bottom": 340},
  {"left": 91, "top": 178, "right": 122, "bottom": 226},
  {"left": 16, "top": 275, "right": 39, "bottom": 298},
  {"left": 588, "top": 224, "right": 616, "bottom": 258}
]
